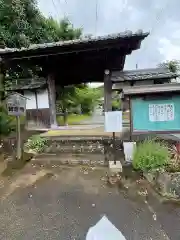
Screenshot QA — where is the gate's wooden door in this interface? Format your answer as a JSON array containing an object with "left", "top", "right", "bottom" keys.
[{"left": 26, "top": 109, "right": 50, "bottom": 129}]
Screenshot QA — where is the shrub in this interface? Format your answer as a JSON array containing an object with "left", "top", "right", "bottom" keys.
[
  {"left": 132, "top": 139, "right": 170, "bottom": 172},
  {"left": 0, "top": 106, "right": 14, "bottom": 137},
  {"left": 24, "top": 135, "right": 48, "bottom": 153}
]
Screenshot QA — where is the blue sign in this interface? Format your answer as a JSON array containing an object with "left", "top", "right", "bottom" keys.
[{"left": 131, "top": 95, "right": 180, "bottom": 132}]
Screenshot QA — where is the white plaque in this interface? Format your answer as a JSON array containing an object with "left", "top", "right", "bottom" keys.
[
  {"left": 149, "top": 103, "right": 174, "bottom": 122},
  {"left": 104, "top": 111, "right": 122, "bottom": 132}
]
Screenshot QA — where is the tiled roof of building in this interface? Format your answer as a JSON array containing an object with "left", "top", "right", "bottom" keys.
[
  {"left": 6, "top": 78, "right": 46, "bottom": 91},
  {"left": 111, "top": 68, "right": 178, "bottom": 82}
]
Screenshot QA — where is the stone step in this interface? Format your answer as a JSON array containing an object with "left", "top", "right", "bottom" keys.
[
  {"left": 32, "top": 153, "right": 107, "bottom": 166},
  {"left": 32, "top": 137, "right": 125, "bottom": 167},
  {"left": 44, "top": 138, "right": 123, "bottom": 155}
]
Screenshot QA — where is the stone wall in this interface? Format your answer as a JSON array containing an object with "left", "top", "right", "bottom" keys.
[{"left": 144, "top": 171, "right": 180, "bottom": 199}]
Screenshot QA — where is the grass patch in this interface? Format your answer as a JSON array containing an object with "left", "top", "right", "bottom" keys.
[
  {"left": 8, "top": 114, "right": 89, "bottom": 127},
  {"left": 57, "top": 114, "right": 90, "bottom": 125},
  {"left": 9, "top": 112, "right": 129, "bottom": 127}
]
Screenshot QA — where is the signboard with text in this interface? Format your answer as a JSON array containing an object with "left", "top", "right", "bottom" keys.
[
  {"left": 131, "top": 96, "right": 180, "bottom": 133},
  {"left": 6, "top": 93, "right": 27, "bottom": 116}
]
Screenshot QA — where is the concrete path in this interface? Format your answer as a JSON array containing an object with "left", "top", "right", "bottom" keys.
[
  {"left": 0, "top": 165, "right": 177, "bottom": 239},
  {"left": 80, "top": 114, "right": 104, "bottom": 125}
]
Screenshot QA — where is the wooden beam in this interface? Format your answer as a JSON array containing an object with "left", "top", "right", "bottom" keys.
[
  {"left": 47, "top": 74, "right": 57, "bottom": 128},
  {"left": 105, "top": 51, "right": 126, "bottom": 71}
]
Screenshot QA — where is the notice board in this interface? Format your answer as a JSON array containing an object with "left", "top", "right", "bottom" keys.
[{"left": 131, "top": 95, "right": 180, "bottom": 133}]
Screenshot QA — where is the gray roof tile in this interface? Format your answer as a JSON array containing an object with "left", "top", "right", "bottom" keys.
[
  {"left": 6, "top": 78, "right": 46, "bottom": 91},
  {"left": 111, "top": 67, "right": 178, "bottom": 82},
  {"left": 0, "top": 30, "right": 149, "bottom": 54}
]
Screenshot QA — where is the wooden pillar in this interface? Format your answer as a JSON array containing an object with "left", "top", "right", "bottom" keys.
[
  {"left": 0, "top": 57, "right": 5, "bottom": 104},
  {"left": 104, "top": 69, "right": 112, "bottom": 112},
  {"left": 47, "top": 74, "right": 57, "bottom": 128},
  {"left": 119, "top": 90, "right": 124, "bottom": 111},
  {"left": 0, "top": 57, "right": 5, "bottom": 144}
]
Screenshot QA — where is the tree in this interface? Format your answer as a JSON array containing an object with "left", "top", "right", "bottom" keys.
[
  {"left": 56, "top": 85, "right": 102, "bottom": 125},
  {"left": 56, "top": 85, "right": 78, "bottom": 125},
  {"left": 0, "top": 0, "right": 82, "bottom": 80},
  {"left": 0, "top": 0, "right": 81, "bottom": 48},
  {"left": 158, "top": 60, "right": 180, "bottom": 73},
  {"left": 75, "top": 86, "right": 102, "bottom": 114},
  {"left": 0, "top": 59, "right": 13, "bottom": 139},
  {"left": 0, "top": 106, "right": 14, "bottom": 137},
  {"left": 0, "top": 0, "right": 82, "bottom": 134},
  {"left": 112, "top": 99, "right": 121, "bottom": 111}
]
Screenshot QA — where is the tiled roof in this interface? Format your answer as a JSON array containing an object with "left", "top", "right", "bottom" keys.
[
  {"left": 6, "top": 79, "right": 46, "bottom": 91},
  {"left": 0, "top": 30, "right": 149, "bottom": 54},
  {"left": 122, "top": 83, "right": 180, "bottom": 96},
  {"left": 111, "top": 68, "right": 178, "bottom": 82}
]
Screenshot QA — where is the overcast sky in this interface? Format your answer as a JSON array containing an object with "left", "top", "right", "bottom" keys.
[{"left": 37, "top": 0, "right": 180, "bottom": 71}]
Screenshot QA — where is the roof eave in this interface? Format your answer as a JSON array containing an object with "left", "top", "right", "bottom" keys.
[
  {"left": 0, "top": 32, "right": 149, "bottom": 60},
  {"left": 122, "top": 83, "right": 180, "bottom": 96}
]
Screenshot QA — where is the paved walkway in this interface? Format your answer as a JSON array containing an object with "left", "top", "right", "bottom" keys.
[
  {"left": 0, "top": 165, "right": 178, "bottom": 239},
  {"left": 80, "top": 114, "right": 104, "bottom": 125}
]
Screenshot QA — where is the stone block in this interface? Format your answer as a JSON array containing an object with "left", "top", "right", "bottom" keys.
[
  {"left": 156, "top": 172, "right": 172, "bottom": 194},
  {"left": 109, "top": 161, "right": 122, "bottom": 173},
  {"left": 143, "top": 172, "right": 157, "bottom": 184}
]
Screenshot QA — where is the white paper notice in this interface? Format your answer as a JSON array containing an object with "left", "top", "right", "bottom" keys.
[
  {"left": 149, "top": 103, "right": 174, "bottom": 122},
  {"left": 104, "top": 111, "right": 122, "bottom": 132},
  {"left": 86, "top": 216, "right": 126, "bottom": 240},
  {"left": 123, "top": 142, "right": 136, "bottom": 162}
]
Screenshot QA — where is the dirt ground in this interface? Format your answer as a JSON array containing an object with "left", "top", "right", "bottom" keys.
[
  {"left": 0, "top": 164, "right": 179, "bottom": 239},
  {"left": 41, "top": 126, "right": 113, "bottom": 137}
]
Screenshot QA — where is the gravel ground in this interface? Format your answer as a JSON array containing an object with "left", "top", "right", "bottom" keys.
[{"left": 0, "top": 166, "right": 176, "bottom": 240}]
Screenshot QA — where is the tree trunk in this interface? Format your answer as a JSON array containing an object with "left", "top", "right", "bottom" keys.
[{"left": 63, "top": 108, "right": 68, "bottom": 126}]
